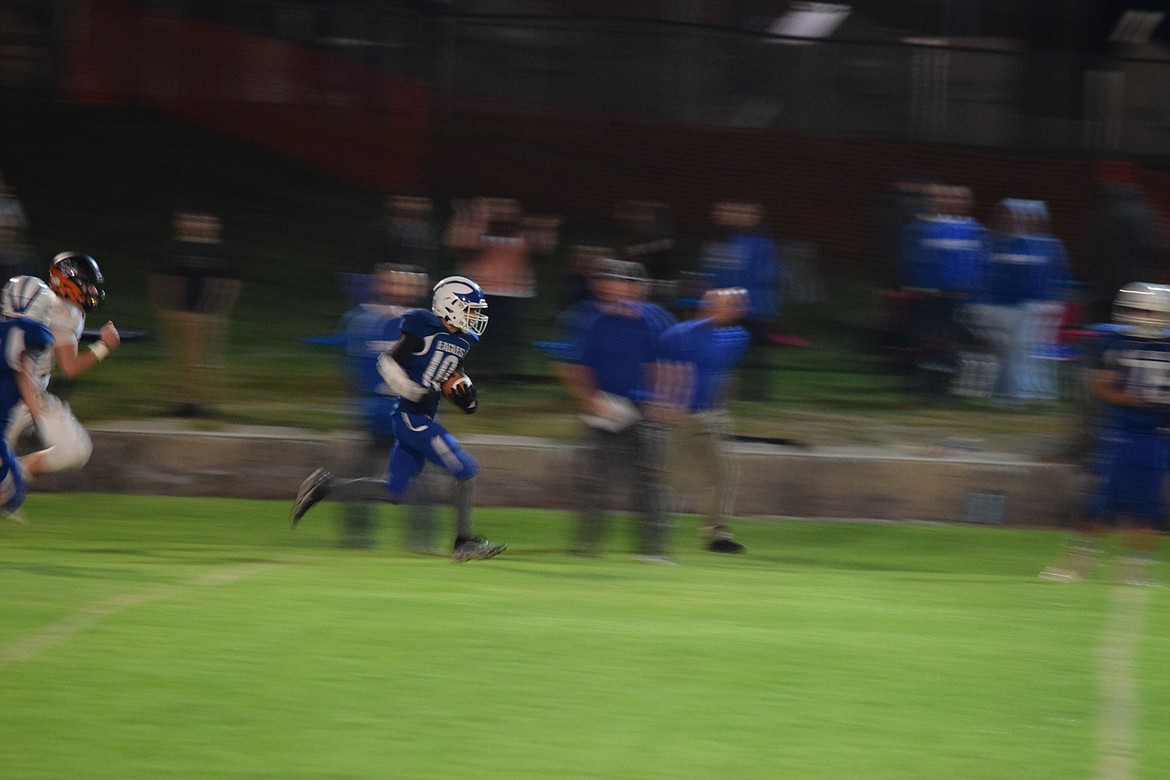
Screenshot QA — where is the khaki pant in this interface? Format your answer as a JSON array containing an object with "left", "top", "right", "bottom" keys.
[
  {"left": 668, "top": 409, "right": 739, "bottom": 541},
  {"left": 151, "top": 276, "right": 241, "bottom": 410}
]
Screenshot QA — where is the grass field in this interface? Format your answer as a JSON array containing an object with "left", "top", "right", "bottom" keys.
[{"left": 2, "top": 495, "right": 1168, "bottom": 779}]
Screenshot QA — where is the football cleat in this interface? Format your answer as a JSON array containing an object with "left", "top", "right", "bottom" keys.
[
  {"left": 452, "top": 535, "right": 506, "bottom": 562},
  {"left": 707, "top": 538, "right": 747, "bottom": 554},
  {"left": 291, "top": 467, "right": 332, "bottom": 527}
]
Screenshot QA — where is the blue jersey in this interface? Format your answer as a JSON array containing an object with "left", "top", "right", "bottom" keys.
[
  {"left": 982, "top": 234, "right": 1065, "bottom": 305},
  {"left": 566, "top": 301, "right": 675, "bottom": 404},
  {"left": 1085, "top": 333, "right": 1170, "bottom": 523},
  {"left": 0, "top": 318, "right": 52, "bottom": 428},
  {"left": 1096, "top": 333, "right": 1170, "bottom": 433},
  {"left": 390, "top": 308, "right": 475, "bottom": 419},
  {"left": 661, "top": 318, "right": 750, "bottom": 411},
  {"left": 702, "top": 233, "right": 782, "bottom": 320},
  {"left": 905, "top": 216, "right": 987, "bottom": 294},
  {"left": 343, "top": 303, "right": 406, "bottom": 437}
]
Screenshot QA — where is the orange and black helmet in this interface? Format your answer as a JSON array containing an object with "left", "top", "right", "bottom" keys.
[{"left": 49, "top": 252, "right": 105, "bottom": 311}]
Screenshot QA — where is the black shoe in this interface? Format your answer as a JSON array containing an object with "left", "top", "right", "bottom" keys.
[
  {"left": 706, "top": 538, "right": 746, "bottom": 554},
  {"left": 291, "top": 468, "right": 332, "bottom": 526},
  {"left": 453, "top": 535, "right": 507, "bottom": 562}
]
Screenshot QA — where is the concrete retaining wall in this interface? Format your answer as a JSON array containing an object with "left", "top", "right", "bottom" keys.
[{"left": 31, "top": 424, "right": 1080, "bottom": 527}]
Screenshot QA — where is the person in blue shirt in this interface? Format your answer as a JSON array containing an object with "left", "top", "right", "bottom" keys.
[
  {"left": 1042, "top": 282, "right": 1170, "bottom": 585},
  {"left": 292, "top": 276, "right": 505, "bottom": 562},
  {"left": 1020, "top": 200, "right": 1072, "bottom": 401},
  {"left": 335, "top": 264, "right": 437, "bottom": 551},
  {"left": 0, "top": 276, "right": 55, "bottom": 521},
  {"left": 901, "top": 185, "right": 990, "bottom": 395},
  {"left": 970, "top": 199, "right": 1066, "bottom": 403},
  {"left": 555, "top": 258, "right": 677, "bottom": 561},
  {"left": 660, "top": 287, "right": 751, "bottom": 553}
]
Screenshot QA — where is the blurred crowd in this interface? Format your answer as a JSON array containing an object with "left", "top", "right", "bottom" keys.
[{"left": 877, "top": 168, "right": 1170, "bottom": 405}]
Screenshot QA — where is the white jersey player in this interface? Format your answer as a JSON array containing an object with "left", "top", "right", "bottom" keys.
[{"left": 5, "top": 252, "right": 120, "bottom": 479}]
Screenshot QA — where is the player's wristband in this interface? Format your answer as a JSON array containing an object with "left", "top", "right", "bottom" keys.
[{"left": 89, "top": 341, "right": 110, "bottom": 362}]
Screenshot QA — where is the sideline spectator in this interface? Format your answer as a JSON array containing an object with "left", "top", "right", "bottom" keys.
[
  {"left": 0, "top": 171, "right": 36, "bottom": 281},
  {"left": 969, "top": 199, "right": 1064, "bottom": 403},
  {"left": 660, "top": 287, "right": 751, "bottom": 553},
  {"left": 614, "top": 199, "right": 680, "bottom": 308},
  {"left": 360, "top": 195, "right": 439, "bottom": 280},
  {"left": 446, "top": 197, "right": 559, "bottom": 381},
  {"left": 150, "top": 210, "right": 240, "bottom": 417},
  {"left": 901, "top": 185, "right": 989, "bottom": 397},
  {"left": 1083, "top": 164, "right": 1169, "bottom": 323},
  {"left": 554, "top": 259, "right": 677, "bottom": 562},
  {"left": 700, "top": 200, "right": 783, "bottom": 344}
]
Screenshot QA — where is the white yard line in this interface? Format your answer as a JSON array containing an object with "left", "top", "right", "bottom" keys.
[
  {"left": 1096, "top": 585, "right": 1151, "bottom": 780},
  {"left": 0, "top": 561, "right": 286, "bottom": 670}
]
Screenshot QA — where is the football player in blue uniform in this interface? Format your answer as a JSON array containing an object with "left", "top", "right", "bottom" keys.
[
  {"left": 0, "top": 276, "right": 55, "bottom": 521},
  {"left": 292, "top": 276, "right": 506, "bottom": 562},
  {"left": 1042, "top": 282, "right": 1170, "bottom": 584}
]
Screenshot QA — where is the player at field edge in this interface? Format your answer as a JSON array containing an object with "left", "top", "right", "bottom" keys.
[
  {"left": 291, "top": 275, "right": 506, "bottom": 562},
  {"left": 1041, "top": 281, "right": 1170, "bottom": 585}
]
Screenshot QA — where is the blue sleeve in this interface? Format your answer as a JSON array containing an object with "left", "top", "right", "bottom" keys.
[
  {"left": 400, "top": 308, "right": 432, "bottom": 338},
  {"left": 21, "top": 320, "right": 53, "bottom": 352}
]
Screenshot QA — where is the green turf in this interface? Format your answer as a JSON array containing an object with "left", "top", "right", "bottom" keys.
[{"left": 1, "top": 495, "right": 1165, "bottom": 779}]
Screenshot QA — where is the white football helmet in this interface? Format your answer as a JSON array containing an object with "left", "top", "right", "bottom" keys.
[
  {"left": 432, "top": 276, "right": 488, "bottom": 338},
  {"left": 1113, "top": 282, "right": 1170, "bottom": 338},
  {"left": 1, "top": 276, "right": 53, "bottom": 327}
]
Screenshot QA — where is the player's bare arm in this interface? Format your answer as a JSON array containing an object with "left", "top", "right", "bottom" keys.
[{"left": 55, "top": 321, "right": 119, "bottom": 379}]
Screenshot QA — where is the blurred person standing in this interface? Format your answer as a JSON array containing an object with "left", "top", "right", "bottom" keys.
[
  {"left": 0, "top": 171, "right": 36, "bottom": 281},
  {"left": 554, "top": 259, "right": 677, "bottom": 562},
  {"left": 700, "top": 200, "right": 783, "bottom": 344},
  {"left": 660, "top": 287, "right": 751, "bottom": 553},
  {"left": 1083, "top": 165, "right": 1169, "bottom": 323},
  {"left": 7, "top": 254, "right": 117, "bottom": 484},
  {"left": 873, "top": 170, "right": 935, "bottom": 289},
  {"left": 969, "top": 199, "right": 1064, "bottom": 403},
  {"left": 614, "top": 200, "right": 679, "bottom": 308},
  {"left": 1021, "top": 200, "right": 1073, "bottom": 401},
  {"left": 901, "top": 185, "right": 989, "bottom": 396},
  {"left": 150, "top": 210, "right": 240, "bottom": 417},
  {"left": 336, "top": 263, "right": 437, "bottom": 551},
  {"left": 360, "top": 195, "right": 439, "bottom": 280},
  {"left": 1042, "top": 282, "right": 1170, "bottom": 585},
  {"left": 446, "top": 197, "right": 558, "bottom": 381}
]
